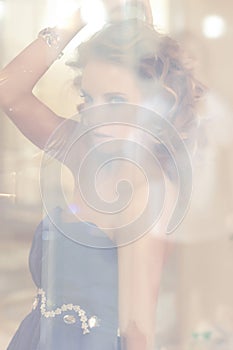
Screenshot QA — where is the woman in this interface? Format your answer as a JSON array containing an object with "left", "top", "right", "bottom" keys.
[{"left": 0, "top": 1, "right": 204, "bottom": 349}]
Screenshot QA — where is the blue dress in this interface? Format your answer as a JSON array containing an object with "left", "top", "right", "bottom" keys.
[{"left": 7, "top": 207, "right": 120, "bottom": 350}]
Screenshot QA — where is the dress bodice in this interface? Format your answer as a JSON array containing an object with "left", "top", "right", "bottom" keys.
[{"left": 9, "top": 207, "right": 119, "bottom": 350}]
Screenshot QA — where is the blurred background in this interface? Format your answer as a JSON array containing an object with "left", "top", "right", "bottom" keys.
[{"left": 0, "top": 0, "right": 233, "bottom": 349}]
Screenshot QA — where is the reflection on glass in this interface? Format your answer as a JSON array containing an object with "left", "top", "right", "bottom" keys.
[{"left": 0, "top": 1, "right": 232, "bottom": 350}]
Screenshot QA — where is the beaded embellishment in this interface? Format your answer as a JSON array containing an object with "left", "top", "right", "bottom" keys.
[{"left": 32, "top": 289, "right": 100, "bottom": 334}]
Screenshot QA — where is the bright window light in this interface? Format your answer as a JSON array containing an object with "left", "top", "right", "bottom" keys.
[
  {"left": 202, "top": 15, "right": 226, "bottom": 39},
  {"left": 0, "top": 1, "right": 5, "bottom": 19},
  {"left": 45, "top": 0, "right": 80, "bottom": 27},
  {"left": 80, "top": 0, "right": 106, "bottom": 30},
  {"left": 43, "top": 0, "right": 107, "bottom": 50},
  {"left": 45, "top": 0, "right": 106, "bottom": 31}
]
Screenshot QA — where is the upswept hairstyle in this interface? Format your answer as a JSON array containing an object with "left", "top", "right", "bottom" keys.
[{"left": 67, "top": 19, "right": 206, "bottom": 178}]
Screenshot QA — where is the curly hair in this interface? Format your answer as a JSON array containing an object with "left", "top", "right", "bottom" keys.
[{"left": 67, "top": 19, "right": 206, "bottom": 178}]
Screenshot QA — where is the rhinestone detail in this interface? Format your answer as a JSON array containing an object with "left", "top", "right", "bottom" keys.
[
  {"left": 63, "top": 315, "right": 76, "bottom": 324},
  {"left": 32, "top": 289, "right": 102, "bottom": 334},
  {"left": 88, "top": 315, "right": 100, "bottom": 328}
]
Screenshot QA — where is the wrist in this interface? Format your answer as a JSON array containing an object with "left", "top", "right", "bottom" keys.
[{"left": 38, "top": 8, "right": 86, "bottom": 60}]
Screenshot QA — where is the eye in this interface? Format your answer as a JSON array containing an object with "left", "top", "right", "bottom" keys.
[
  {"left": 79, "top": 90, "right": 93, "bottom": 106},
  {"left": 107, "top": 95, "right": 128, "bottom": 104}
]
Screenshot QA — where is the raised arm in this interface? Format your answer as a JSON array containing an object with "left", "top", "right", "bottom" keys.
[{"left": 0, "top": 8, "right": 85, "bottom": 149}]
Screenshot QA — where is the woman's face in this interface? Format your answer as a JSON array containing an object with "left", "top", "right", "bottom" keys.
[
  {"left": 79, "top": 58, "right": 145, "bottom": 142},
  {"left": 80, "top": 58, "right": 143, "bottom": 108},
  {"left": 76, "top": 58, "right": 177, "bottom": 226}
]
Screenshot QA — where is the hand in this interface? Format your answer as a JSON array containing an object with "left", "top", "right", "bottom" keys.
[{"left": 102, "top": 0, "right": 153, "bottom": 23}]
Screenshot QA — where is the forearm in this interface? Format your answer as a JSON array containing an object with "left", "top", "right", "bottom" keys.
[
  {"left": 0, "top": 8, "right": 85, "bottom": 107},
  {"left": 0, "top": 8, "right": 86, "bottom": 148}
]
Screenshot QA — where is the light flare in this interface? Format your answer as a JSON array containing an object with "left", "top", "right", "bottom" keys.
[{"left": 202, "top": 15, "right": 226, "bottom": 39}]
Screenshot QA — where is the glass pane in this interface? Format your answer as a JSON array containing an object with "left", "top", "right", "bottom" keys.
[{"left": 0, "top": 1, "right": 232, "bottom": 349}]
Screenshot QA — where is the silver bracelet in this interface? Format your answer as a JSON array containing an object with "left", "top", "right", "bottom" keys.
[
  {"left": 38, "top": 27, "right": 64, "bottom": 59},
  {"left": 38, "top": 27, "right": 60, "bottom": 49}
]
